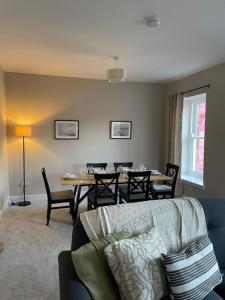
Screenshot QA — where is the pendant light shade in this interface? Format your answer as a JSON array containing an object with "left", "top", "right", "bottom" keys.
[{"left": 107, "top": 56, "right": 126, "bottom": 83}]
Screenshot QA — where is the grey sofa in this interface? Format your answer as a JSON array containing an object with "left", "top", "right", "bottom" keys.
[{"left": 58, "top": 198, "right": 225, "bottom": 300}]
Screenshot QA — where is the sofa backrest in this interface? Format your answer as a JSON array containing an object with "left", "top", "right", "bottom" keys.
[
  {"left": 198, "top": 197, "right": 225, "bottom": 270},
  {"left": 72, "top": 198, "right": 225, "bottom": 270},
  {"left": 71, "top": 216, "right": 90, "bottom": 251}
]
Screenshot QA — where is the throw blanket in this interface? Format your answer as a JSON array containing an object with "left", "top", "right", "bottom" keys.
[{"left": 80, "top": 197, "right": 207, "bottom": 253}]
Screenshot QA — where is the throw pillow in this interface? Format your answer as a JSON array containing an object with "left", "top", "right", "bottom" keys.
[
  {"left": 71, "top": 230, "right": 131, "bottom": 300},
  {"left": 104, "top": 227, "right": 168, "bottom": 300},
  {"left": 161, "top": 235, "right": 222, "bottom": 300}
]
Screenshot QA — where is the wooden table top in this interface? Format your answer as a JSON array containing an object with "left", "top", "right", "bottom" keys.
[{"left": 61, "top": 173, "right": 172, "bottom": 186}]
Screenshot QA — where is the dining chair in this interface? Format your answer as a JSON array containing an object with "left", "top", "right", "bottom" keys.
[
  {"left": 41, "top": 168, "right": 75, "bottom": 225},
  {"left": 119, "top": 170, "right": 155, "bottom": 203},
  {"left": 86, "top": 162, "right": 111, "bottom": 205},
  {"left": 87, "top": 172, "right": 120, "bottom": 210},
  {"left": 113, "top": 162, "right": 133, "bottom": 171},
  {"left": 153, "top": 163, "right": 179, "bottom": 199},
  {"left": 86, "top": 163, "right": 107, "bottom": 174}
]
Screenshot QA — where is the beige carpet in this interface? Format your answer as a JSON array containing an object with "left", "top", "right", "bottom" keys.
[{"left": 0, "top": 200, "right": 77, "bottom": 300}]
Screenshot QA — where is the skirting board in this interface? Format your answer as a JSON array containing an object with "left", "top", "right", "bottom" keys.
[
  {"left": 8, "top": 191, "right": 88, "bottom": 207},
  {"left": 8, "top": 194, "right": 47, "bottom": 203},
  {"left": 0, "top": 200, "right": 9, "bottom": 220}
]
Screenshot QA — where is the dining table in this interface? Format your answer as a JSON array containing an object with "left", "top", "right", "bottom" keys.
[{"left": 61, "top": 172, "right": 173, "bottom": 220}]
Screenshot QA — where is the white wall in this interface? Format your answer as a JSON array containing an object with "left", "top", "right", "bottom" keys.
[
  {"left": 6, "top": 73, "right": 167, "bottom": 197},
  {"left": 0, "top": 68, "right": 9, "bottom": 210},
  {"left": 167, "top": 62, "right": 225, "bottom": 198}
]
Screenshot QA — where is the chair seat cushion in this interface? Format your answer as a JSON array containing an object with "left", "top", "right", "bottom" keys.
[
  {"left": 88, "top": 195, "right": 116, "bottom": 206},
  {"left": 51, "top": 190, "right": 74, "bottom": 201},
  {"left": 153, "top": 184, "right": 172, "bottom": 192},
  {"left": 119, "top": 189, "right": 148, "bottom": 202},
  {"left": 88, "top": 187, "right": 113, "bottom": 198}
]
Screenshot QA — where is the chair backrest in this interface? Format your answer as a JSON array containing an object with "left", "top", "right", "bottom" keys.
[
  {"left": 86, "top": 163, "right": 107, "bottom": 174},
  {"left": 165, "top": 163, "right": 179, "bottom": 191},
  {"left": 41, "top": 167, "right": 52, "bottom": 202},
  {"left": 93, "top": 172, "right": 120, "bottom": 205},
  {"left": 113, "top": 162, "right": 133, "bottom": 171},
  {"left": 127, "top": 170, "right": 152, "bottom": 201}
]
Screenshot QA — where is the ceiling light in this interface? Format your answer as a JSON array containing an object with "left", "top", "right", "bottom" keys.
[
  {"left": 145, "top": 16, "right": 161, "bottom": 28},
  {"left": 107, "top": 56, "right": 126, "bottom": 83}
]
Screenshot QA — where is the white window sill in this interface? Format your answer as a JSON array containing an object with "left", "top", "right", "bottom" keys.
[{"left": 181, "top": 175, "right": 205, "bottom": 190}]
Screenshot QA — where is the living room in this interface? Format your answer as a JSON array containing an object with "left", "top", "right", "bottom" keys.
[{"left": 1, "top": 1, "right": 225, "bottom": 300}]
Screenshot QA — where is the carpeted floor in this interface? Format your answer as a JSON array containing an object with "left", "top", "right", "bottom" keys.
[{"left": 0, "top": 200, "right": 80, "bottom": 300}]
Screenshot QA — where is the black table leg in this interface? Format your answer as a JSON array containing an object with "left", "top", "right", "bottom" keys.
[
  {"left": 74, "top": 185, "right": 81, "bottom": 221},
  {"left": 73, "top": 185, "right": 78, "bottom": 197},
  {"left": 74, "top": 185, "right": 95, "bottom": 221}
]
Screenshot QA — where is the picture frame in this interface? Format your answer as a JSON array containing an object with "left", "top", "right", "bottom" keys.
[
  {"left": 54, "top": 120, "right": 79, "bottom": 140},
  {"left": 110, "top": 121, "right": 132, "bottom": 139}
]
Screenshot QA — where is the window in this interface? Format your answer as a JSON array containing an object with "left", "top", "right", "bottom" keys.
[{"left": 181, "top": 92, "right": 206, "bottom": 186}]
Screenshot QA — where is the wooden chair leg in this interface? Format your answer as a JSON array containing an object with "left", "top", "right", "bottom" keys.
[{"left": 46, "top": 204, "right": 51, "bottom": 226}]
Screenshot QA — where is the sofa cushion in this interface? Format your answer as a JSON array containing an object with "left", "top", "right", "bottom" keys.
[
  {"left": 162, "top": 235, "right": 222, "bottom": 300},
  {"left": 215, "top": 268, "right": 225, "bottom": 298},
  {"left": 58, "top": 251, "right": 92, "bottom": 300},
  {"left": 204, "top": 291, "right": 224, "bottom": 300},
  {"left": 71, "top": 230, "right": 131, "bottom": 300},
  {"left": 199, "top": 198, "right": 225, "bottom": 269},
  {"left": 105, "top": 227, "right": 168, "bottom": 300}
]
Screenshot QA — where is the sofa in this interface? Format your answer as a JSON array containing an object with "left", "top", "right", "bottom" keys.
[{"left": 58, "top": 198, "right": 225, "bottom": 300}]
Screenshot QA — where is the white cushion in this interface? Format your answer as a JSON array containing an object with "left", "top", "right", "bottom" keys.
[
  {"left": 104, "top": 227, "right": 168, "bottom": 300},
  {"left": 153, "top": 184, "right": 172, "bottom": 192}
]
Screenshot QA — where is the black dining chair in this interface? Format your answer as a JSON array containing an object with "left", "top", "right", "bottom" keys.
[
  {"left": 86, "top": 163, "right": 107, "bottom": 174},
  {"left": 113, "top": 161, "right": 133, "bottom": 172},
  {"left": 87, "top": 172, "right": 120, "bottom": 210},
  {"left": 153, "top": 163, "right": 179, "bottom": 199},
  {"left": 86, "top": 162, "right": 111, "bottom": 206},
  {"left": 41, "top": 168, "right": 75, "bottom": 225},
  {"left": 113, "top": 162, "right": 133, "bottom": 171},
  {"left": 119, "top": 170, "right": 155, "bottom": 203}
]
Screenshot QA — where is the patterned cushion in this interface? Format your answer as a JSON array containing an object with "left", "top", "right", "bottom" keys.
[
  {"left": 153, "top": 184, "right": 172, "bottom": 192},
  {"left": 105, "top": 227, "right": 168, "bottom": 300},
  {"left": 161, "top": 235, "right": 222, "bottom": 300}
]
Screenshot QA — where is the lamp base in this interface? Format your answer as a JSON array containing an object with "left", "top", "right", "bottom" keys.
[{"left": 18, "top": 200, "right": 31, "bottom": 206}]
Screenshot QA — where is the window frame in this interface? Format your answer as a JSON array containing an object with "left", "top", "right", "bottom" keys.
[{"left": 181, "top": 92, "right": 207, "bottom": 186}]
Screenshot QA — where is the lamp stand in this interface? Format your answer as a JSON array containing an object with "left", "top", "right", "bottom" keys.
[{"left": 18, "top": 136, "right": 31, "bottom": 206}]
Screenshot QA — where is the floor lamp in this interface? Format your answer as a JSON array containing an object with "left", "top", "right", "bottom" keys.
[{"left": 15, "top": 125, "right": 32, "bottom": 206}]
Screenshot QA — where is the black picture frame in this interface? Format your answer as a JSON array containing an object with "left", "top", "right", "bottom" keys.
[
  {"left": 110, "top": 121, "right": 132, "bottom": 139},
  {"left": 54, "top": 120, "right": 79, "bottom": 140}
]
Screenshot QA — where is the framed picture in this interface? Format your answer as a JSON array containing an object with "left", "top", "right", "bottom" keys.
[
  {"left": 110, "top": 121, "right": 132, "bottom": 139},
  {"left": 54, "top": 120, "right": 79, "bottom": 140}
]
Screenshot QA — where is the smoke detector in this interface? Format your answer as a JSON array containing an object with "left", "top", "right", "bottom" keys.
[{"left": 145, "top": 16, "right": 161, "bottom": 28}]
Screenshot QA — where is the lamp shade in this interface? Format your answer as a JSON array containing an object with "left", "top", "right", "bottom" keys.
[
  {"left": 15, "top": 126, "right": 32, "bottom": 137},
  {"left": 107, "top": 68, "right": 126, "bottom": 83}
]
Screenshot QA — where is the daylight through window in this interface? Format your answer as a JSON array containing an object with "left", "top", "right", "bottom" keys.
[{"left": 181, "top": 92, "right": 207, "bottom": 186}]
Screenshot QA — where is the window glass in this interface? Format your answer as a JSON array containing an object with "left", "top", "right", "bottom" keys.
[{"left": 181, "top": 92, "right": 206, "bottom": 186}]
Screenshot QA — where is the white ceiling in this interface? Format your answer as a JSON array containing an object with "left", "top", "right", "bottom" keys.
[{"left": 0, "top": 0, "right": 225, "bottom": 83}]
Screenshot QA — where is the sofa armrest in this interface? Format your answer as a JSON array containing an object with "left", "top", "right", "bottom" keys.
[{"left": 58, "top": 250, "right": 92, "bottom": 300}]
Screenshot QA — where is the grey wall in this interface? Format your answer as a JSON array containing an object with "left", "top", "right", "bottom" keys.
[
  {"left": 6, "top": 73, "right": 166, "bottom": 197},
  {"left": 167, "top": 62, "right": 225, "bottom": 198},
  {"left": 0, "top": 68, "right": 9, "bottom": 210}
]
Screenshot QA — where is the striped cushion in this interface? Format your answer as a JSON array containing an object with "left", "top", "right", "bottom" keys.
[{"left": 161, "top": 235, "right": 222, "bottom": 300}]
